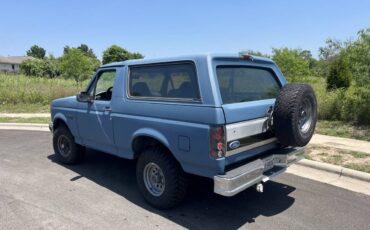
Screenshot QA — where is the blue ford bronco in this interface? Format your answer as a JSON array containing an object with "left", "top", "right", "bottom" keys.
[{"left": 50, "top": 53, "right": 317, "bottom": 209}]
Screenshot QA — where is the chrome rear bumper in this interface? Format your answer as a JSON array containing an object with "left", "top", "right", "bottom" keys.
[{"left": 214, "top": 147, "right": 304, "bottom": 196}]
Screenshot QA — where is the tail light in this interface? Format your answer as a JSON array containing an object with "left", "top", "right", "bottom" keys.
[{"left": 209, "top": 126, "right": 226, "bottom": 159}]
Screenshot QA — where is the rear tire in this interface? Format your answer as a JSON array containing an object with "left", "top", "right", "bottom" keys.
[
  {"left": 273, "top": 83, "right": 317, "bottom": 147},
  {"left": 136, "top": 147, "right": 188, "bottom": 209},
  {"left": 53, "top": 125, "right": 85, "bottom": 164}
]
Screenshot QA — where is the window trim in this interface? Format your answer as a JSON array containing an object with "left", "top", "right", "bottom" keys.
[
  {"left": 126, "top": 61, "right": 202, "bottom": 103},
  {"left": 85, "top": 68, "right": 117, "bottom": 101},
  {"left": 215, "top": 65, "right": 282, "bottom": 105}
]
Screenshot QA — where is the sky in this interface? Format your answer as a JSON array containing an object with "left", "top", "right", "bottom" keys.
[{"left": 1, "top": 0, "right": 370, "bottom": 59}]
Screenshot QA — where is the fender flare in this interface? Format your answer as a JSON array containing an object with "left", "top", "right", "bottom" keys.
[
  {"left": 131, "top": 128, "right": 171, "bottom": 151},
  {"left": 52, "top": 112, "right": 69, "bottom": 130}
]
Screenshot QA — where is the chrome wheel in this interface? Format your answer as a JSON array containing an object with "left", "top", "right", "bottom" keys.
[
  {"left": 298, "top": 98, "right": 313, "bottom": 134},
  {"left": 57, "top": 135, "right": 71, "bottom": 157},
  {"left": 143, "top": 162, "right": 165, "bottom": 196}
]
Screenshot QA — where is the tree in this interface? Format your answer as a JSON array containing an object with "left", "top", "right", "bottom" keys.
[
  {"left": 77, "top": 44, "right": 97, "bottom": 59},
  {"left": 326, "top": 54, "right": 352, "bottom": 90},
  {"left": 26, "top": 45, "right": 46, "bottom": 59},
  {"left": 272, "top": 48, "right": 311, "bottom": 81},
  {"left": 344, "top": 28, "right": 370, "bottom": 85},
  {"left": 299, "top": 50, "right": 317, "bottom": 69},
  {"left": 102, "top": 45, "right": 143, "bottom": 64},
  {"left": 319, "top": 39, "right": 342, "bottom": 61},
  {"left": 60, "top": 48, "right": 98, "bottom": 83}
]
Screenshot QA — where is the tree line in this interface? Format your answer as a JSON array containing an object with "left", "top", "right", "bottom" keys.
[
  {"left": 20, "top": 27, "right": 369, "bottom": 92},
  {"left": 21, "top": 44, "right": 143, "bottom": 82}
]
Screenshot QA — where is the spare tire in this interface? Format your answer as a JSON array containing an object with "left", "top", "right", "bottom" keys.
[{"left": 273, "top": 83, "right": 317, "bottom": 147}]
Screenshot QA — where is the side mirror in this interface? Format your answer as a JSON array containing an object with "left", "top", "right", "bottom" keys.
[{"left": 76, "top": 91, "right": 93, "bottom": 103}]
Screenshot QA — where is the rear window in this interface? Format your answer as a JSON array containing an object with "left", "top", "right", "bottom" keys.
[
  {"left": 129, "top": 63, "right": 200, "bottom": 100},
  {"left": 216, "top": 66, "right": 280, "bottom": 104}
]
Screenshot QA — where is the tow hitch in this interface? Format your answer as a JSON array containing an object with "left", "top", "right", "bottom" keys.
[{"left": 256, "top": 183, "right": 263, "bottom": 193}]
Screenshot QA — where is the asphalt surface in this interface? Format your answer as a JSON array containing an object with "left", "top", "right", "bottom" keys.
[{"left": 0, "top": 130, "right": 369, "bottom": 230}]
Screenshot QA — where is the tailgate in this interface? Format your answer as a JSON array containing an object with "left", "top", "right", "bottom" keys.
[
  {"left": 215, "top": 63, "right": 283, "bottom": 160},
  {"left": 222, "top": 99, "right": 277, "bottom": 159}
]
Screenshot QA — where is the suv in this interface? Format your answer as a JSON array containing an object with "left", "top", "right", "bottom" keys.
[{"left": 50, "top": 53, "right": 317, "bottom": 209}]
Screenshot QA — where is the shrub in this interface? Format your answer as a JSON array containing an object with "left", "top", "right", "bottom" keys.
[
  {"left": 20, "top": 58, "right": 61, "bottom": 78},
  {"left": 341, "top": 86, "right": 370, "bottom": 124},
  {"left": 326, "top": 55, "right": 352, "bottom": 90}
]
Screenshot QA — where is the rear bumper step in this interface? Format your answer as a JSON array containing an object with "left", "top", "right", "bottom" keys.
[{"left": 214, "top": 147, "right": 304, "bottom": 196}]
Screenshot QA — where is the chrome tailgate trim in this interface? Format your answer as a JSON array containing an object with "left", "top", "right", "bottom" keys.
[{"left": 226, "top": 117, "right": 269, "bottom": 141}]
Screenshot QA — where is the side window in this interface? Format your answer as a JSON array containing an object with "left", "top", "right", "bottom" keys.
[
  {"left": 90, "top": 70, "right": 116, "bottom": 101},
  {"left": 129, "top": 63, "right": 200, "bottom": 100}
]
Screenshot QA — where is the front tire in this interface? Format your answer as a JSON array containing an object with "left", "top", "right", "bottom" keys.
[
  {"left": 53, "top": 125, "right": 85, "bottom": 164},
  {"left": 136, "top": 147, "right": 188, "bottom": 209}
]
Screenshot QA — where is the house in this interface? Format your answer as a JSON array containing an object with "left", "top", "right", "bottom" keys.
[{"left": 0, "top": 56, "right": 34, "bottom": 73}]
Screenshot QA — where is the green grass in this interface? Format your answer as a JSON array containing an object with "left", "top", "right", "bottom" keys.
[
  {"left": 0, "top": 103, "right": 50, "bottom": 113},
  {"left": 0, "top": 117, "right": 50, "bottom": 124},
  {"left": 316, "top": 120, "right": 370, "bottom": 142}
]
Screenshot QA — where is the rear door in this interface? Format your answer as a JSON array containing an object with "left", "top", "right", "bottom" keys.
[{"left": 214, "top": 63, "right": 283, "bottom": 158}]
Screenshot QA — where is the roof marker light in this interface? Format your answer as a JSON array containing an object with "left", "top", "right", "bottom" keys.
[{"left": 239, "top": 53, "right": 254, "bottom": 61}]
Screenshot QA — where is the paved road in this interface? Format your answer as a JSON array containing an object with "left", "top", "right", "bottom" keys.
[{"left": 0, "top": 130, "right": 369, "bottom": 230}]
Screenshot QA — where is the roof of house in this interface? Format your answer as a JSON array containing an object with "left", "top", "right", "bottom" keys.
[{"left": 0, "top": 56, "right": 34, "bottom": 64}]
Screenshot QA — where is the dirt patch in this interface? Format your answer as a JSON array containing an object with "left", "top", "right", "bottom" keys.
[{"left": 305, "top": 144, "right": 370, "bottom": 173}]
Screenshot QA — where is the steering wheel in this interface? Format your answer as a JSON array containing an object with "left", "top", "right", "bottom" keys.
[{"left": 106, "top": 86, "right": 113, "bottom": 100}]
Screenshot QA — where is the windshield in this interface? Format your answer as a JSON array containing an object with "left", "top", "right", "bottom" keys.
[{"left": 216, "top": 66, "right": 280, "bottom": 104}]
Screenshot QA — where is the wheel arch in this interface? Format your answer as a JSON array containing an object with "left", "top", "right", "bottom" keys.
[
  {"left": 131, "top": 128, "right": 180, "bottom": 164},
  {"left": 53, "top": 113, "right": 69, "bottom": 131}
]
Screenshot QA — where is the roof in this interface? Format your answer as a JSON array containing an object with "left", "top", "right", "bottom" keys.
[
  {"left": 100, "top": 53, "right": 274, "bottom": 68},
  {"left": 0, "top": 56, "right": 34, "bottom": 64}
]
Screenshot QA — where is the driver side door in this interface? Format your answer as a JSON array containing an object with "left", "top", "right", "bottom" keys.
[{"left": 78, "top": 69, "right": 117, "bottom": 154}]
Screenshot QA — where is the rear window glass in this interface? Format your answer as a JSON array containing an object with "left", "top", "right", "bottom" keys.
[
  {"left": 129, "top": 63, "right": 200, "bottom": 100},
  {"left": 216, "top": 66, "right": 280, "bottom": 104}
]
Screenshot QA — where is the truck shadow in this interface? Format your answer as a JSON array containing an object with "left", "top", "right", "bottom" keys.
[{"left": 48, "top": 149, "right": 296, "bottom": 229}]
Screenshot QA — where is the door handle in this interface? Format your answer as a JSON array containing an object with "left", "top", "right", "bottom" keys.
[{"left": 104, "top": 106, "right": 112, "bottom": 112}]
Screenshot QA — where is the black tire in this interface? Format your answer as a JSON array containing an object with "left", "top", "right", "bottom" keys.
[
  {"left": 53, "top": 125, "right": 85, "bottom": 164},
  {"left": 136, "top": 147, "right": 188, "bottom": 209},
  {"left": 273, "top": 83, "right": 317, "bottom": 147}
]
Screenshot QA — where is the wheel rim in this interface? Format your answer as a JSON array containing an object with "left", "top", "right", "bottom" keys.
[
  {"left": 57, "top": 135, "right": 71, "bottom": 157},
  {"left": 143, "top": 162, "right": 165, "bottom": 197},
  {"left": 298, "top": 98, "right": 313, "bottom": 134}
]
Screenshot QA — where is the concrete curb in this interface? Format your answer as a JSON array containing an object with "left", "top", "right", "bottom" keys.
[
  {"left": 297, "top": 159, "right": 370, "bottom": 183},
  {"left": 0, "top": 123, "right": 49, "bottom": 132}
]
